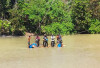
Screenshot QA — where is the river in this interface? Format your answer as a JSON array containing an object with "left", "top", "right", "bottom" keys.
[{"left": 0, "top": 34, "right": 100, "bottom": 68}]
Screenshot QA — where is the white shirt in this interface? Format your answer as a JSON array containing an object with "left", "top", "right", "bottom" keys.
[{"left": 51, "top": 36, "right": 55, "bottom": 41}]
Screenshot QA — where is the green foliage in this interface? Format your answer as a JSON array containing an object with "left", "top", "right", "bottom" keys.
[
  {"left": 71, "top": 0, "right": 91, "bottom": 33},
  {"left": 89, "top": 0, "right": 100, "bottom": 19},
  {"left": 8, "top": 1, "right": 26, "bottom": 35},
  {"left": 21, "top": 0, "right": 74, "bottom": 34},
  {"left": 0, "top": 20, "right": 11, "bottom": 35},
  {"left": 0, "top": 0, "right": 7, "bottom": 19},
  {"left": 41, "top": 22, "right": 74, "bottom": 35},
  {"left": 0, "top": 20, "right": 11, "bottom": 29},
  {"left": 0, "top": 0, "right": 100, "bottom": 35},
  {"left": 89, "top": 19, "right": 100, "bottom": 34}
]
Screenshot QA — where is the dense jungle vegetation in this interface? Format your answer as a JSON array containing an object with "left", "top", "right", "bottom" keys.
[{"left": 0, "top": 0, "right": 100, "bottom": 35}]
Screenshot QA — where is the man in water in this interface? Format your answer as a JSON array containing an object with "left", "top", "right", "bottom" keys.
[
  {"left": 28, "top": 36, "right": 31, "bottom": 47},
  {"left": 35, "top": 35, "right": 40, "bottom": 47},
  {"left": 43, "top": 34, "right": 48, "bottom": 47},
  {"left": 51, "top": 34, "right": 55, "bottom": 47}
]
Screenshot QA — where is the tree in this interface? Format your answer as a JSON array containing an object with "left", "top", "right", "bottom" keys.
[
  {"left": 71, "top": 0, "right": 91, "bottom": 33},
  {"left": 41, "top": 0, "right": 75, "bottom": 35},
  {"left": 0, "top": 19, "right": 11, "bottom": 35},
  {"left": 0, "top": 0, "right": 7, "bottom": 19},
  {"left": 89, "top": 0, "right": 100, "bottom": 20}
]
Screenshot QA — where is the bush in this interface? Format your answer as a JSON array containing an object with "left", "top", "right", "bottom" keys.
[
  {"left": 71, "top": 0, "right": 91, "bottom": 33},
  {"left": 41, "top": 22, "right": 74, "bottom": 35},
  {"left": 0, "top": 20, "right": 11, "bottom": 35},
  {"left": 89, "top": 19, "right": 100, "bottom": 34}
]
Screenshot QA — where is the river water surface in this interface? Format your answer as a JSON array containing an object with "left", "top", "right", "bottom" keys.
[{"left": 0, "top": 34, "right": 100, "bottom": 68}]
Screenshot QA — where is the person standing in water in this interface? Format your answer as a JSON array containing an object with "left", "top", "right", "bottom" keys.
[
  {"left": 56, "top": 34, "right": 59, "bottom": 43},
  {"left": 51, "top": 34, "right": 55, "bottom": 47},
  {"left": 43, "top": 34, "right": 48, "bottom": 47},
  {"left": 28, "top": 36, "right": 31, "bottom": 47},
  {"left": 58, "top": 34, "right": 63, "bottom": 47},
  {"left": 35, "top": 35, "right": 40, "bottom": 47},
  {"left": 59, "top": 34, "right": 62, "bottom": 42}
]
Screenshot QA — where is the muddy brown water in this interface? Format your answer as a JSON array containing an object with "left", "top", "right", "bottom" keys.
[{"left": 0, "top": 34, "right": 100, "bottom": 68}]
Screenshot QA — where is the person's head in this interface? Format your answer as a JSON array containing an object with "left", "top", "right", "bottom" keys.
[
  {"left": 44, "top": 34, "right": 46, "bottom": 37},
  {"left": 59, "top": 34, "right": 60, "bottom": 36},
  {"left": 52, "top": 34, "right": 53, "bottom": 36},
  {"left": 36, "top": 35, "right": 38, "bottom": 37}
]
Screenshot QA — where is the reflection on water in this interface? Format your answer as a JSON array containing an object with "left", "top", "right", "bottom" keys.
[{"left": 0, "top": 34, "right": 100, "bottom": 68}]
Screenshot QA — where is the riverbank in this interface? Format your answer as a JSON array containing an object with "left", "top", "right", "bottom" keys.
[{"left": 0, "top": 32, "right": 34, "bottom": 37}]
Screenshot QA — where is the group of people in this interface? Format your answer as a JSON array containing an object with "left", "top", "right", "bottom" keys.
[{"left": 28, "top": 34, "right": 62, "bottom": 48}]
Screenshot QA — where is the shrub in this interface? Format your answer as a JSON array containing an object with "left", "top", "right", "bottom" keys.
[{"left": 89, "top": 19, "right": 100, "bottom": 34}]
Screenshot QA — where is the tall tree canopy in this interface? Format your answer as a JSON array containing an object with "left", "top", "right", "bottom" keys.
[{"left": 0, "top": 0, "right": 100, "bottom": 35}]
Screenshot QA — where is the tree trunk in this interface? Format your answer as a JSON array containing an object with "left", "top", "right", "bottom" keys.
[{"left": 39, "top": 22, "right": 41, "bottom": 35}]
